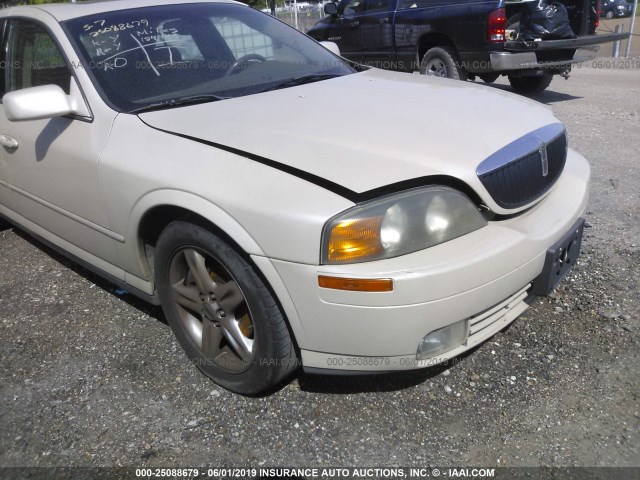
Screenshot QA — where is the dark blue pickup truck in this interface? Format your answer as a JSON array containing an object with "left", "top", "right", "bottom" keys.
[{"left": 307, "top": 0, "right": 628, "bottom": 93}]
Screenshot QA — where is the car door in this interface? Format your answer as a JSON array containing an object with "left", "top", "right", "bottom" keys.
[
  {"left": 601, "top": 0, "right": 614, "bottom": 16},
  {"left": 0, "top": 18, "right": 119, "bottom": 265},
  {"left": 332, "top": 0, "right": 369, "bottom": 60},
  {"left": 357, "top": 0, "right": 395, "bottom": 67},
  {"left": 333, "top": 0, "right": 395, "bottom": 65},
  {"left": 0, "top": 19, "right": 11, "bottom": 212}
]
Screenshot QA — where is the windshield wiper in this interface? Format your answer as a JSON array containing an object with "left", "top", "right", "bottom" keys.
[
  {"left": 261, "top": 74, "right": 343, "bottom": 93},
  {"left": 129, "top": 94, "right": 227, "bottom": 114}
]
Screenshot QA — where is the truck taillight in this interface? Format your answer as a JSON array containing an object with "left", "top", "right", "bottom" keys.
[
  {"left": 594, "top": 0, "right": 600, "bottom": 30},
  {"left": 488, "top": 8, "right": 506, "bottom": 43}
]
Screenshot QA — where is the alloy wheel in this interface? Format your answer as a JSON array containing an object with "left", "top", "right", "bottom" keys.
[{"left": 168, "top": 248, "right": 255, "bottom": 373}]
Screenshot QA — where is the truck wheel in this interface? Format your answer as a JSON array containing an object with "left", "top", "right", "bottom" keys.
[
  {"left": 420, "top": 46, "right": 467, "bottom": 81},
  {"left": 508, "top": 73, "right": 553, "bottom": 94},
  {"left": 606, "top": 10, "right": 614, "bottom": 19},
  {"left": 506, "top": 13, "right": 521, "bottom": 33},
  {"left": 155, "top": 220, "right": 298, "bottom": 395}
]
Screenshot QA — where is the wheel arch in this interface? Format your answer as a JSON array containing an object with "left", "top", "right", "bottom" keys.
[
  {"left": 416, "top": 32, "right": 457, "bottom": 66},
  {"left": 128, "top": 190, "right": 307, "bottom": 353},
  {"left": 129, "top": 190, "right": 264, "bottom": 281}
]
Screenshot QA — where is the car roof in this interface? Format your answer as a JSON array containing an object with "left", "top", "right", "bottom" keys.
[{"left": 2, "top": 0, "right": 243, "bottom": 22}]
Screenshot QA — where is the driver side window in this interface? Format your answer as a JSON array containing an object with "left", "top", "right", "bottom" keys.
[
  {"left": 342, "top": 0, "right": 390, "bottom": 15},
  {"left": 4, "top": 20, "right": 71, "bottom": 95},
  {"left": 343, "top": 0, "right": 367, "bottom": 15}
]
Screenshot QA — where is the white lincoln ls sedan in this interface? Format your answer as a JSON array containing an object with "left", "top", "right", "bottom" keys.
[{"left": 0, "top": 0, "right": 589, "bottom": 395}]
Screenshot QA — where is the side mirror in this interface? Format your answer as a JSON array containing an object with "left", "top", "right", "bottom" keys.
[
  {"left": 320, "top": 41, "right": 341, "bottom": 56},
  {"left": 3, "top": 85, "right": 74, "bottom": 122},
  {"left": 324, "top": 2, "right": 338, "bottom": 15}
]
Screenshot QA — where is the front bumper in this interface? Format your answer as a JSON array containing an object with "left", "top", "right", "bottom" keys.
[
  {"left": 254, "top": 150, "right": 590, "bottom": 372},
  {"left": 490, "top": 46, "right": 599, "bottom": 71}
]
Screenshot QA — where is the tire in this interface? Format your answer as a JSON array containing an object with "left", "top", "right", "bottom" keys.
[
  {"left": 155, "top": 221, "right": 297, "bottom": 395},
  {"left": 419, "top": 46, "right": 467, "bottom": 81},
  {"left": 506, "top": 14, "right": 521, "bottom": 36},
  {"left": 606, "top": 10, "right": 614, "bottom": 19},
  {"left": 508, "top": 73, "right": 553, "bottom": 94}
]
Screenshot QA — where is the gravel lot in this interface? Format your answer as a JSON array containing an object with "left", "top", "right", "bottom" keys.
[{"left": 0, "top": 66, "right": 639, "bottom": 474}]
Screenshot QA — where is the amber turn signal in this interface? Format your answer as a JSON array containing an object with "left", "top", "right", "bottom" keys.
[
  {"left": 326, "top": 217, "right": 383, "bottom": 263},
  {"left": 318, "top": 275, "right": 393, "bottom": 292}
]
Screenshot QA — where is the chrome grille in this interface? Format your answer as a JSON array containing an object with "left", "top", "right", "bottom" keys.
[{"left": 477, "top": 124, "right": 567, "bottom": 209}]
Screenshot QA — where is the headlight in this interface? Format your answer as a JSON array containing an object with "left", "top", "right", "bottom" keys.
[{"left": 321, "top": 187, "right": 487, "bottom": 264}]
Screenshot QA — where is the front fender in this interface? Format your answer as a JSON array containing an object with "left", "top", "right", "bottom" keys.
[{"left": 124, "top": 189, "right": 265, "bottom": 282}]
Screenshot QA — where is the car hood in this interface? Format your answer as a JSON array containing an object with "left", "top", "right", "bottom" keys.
[{"left": 140, "top": 68, "right": 558, "bottom": 209}]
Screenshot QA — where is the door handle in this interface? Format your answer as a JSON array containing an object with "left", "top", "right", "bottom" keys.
[
  {"left": 378, "top": 17, "right": 389, "bottom": 23},
  {"left": 0, "top": 135, "right": 18, "bottom": 149},
  {"left": 349, "top": 20, "right": 360, "bottom": 28}
]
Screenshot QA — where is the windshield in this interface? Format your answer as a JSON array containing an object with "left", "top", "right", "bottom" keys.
[{"left": 63, "top": 3, "right": 354, "bottom": 112}]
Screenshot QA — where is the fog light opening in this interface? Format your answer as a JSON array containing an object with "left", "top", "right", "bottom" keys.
[{"left": 416, "top": 320, "right": 469, "bottom": 360}]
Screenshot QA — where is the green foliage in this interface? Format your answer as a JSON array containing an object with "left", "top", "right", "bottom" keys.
[
  {"left": 238, "top": 0, "right": 261, "bottom": 7},
  {"left": 1, "top": 0, "right": 279, "bottom": 15},
  {"left": 2, "top": 0, "right": 276, "bottom": 9},
  {"left": 1, "top": 0, "right": 81, "bottom": 5},
  {"left": 238, "top": 0, "right": 277, "bottom": 12}
]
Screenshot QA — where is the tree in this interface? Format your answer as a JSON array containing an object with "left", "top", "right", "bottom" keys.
[
  {"left": 237, "top": 0, "right": 277, "bottom": 14},
  {"left": 1, "top": 0, "right": 68, "bottom": 5},
  {"left": 1, "top": 0, "right": 279, "bottom": 13},
  {"left": 1, "top": 0, "right": 279, "bottom": 14}
]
